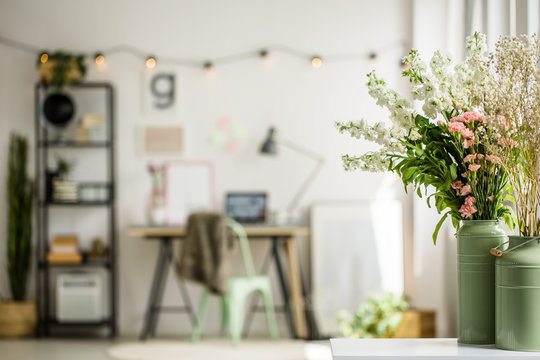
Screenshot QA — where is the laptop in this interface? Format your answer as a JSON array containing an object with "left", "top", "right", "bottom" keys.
[{"left": 225, "top": 192, "right": 267, "bottom": 224}]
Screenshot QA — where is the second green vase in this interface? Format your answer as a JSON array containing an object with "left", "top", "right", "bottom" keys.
[{"left": 457, "top": 220, "right": 506, "bottom": 344}]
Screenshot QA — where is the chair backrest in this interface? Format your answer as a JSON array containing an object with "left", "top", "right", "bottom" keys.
[{"left": 225, "top": 218, "right": 256, "bottom": 277}]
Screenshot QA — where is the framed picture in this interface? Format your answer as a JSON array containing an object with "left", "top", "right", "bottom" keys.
[
  {"left": 138, "top": 125, "right": 183, "bottom": 156},
  {"left": 164, "top": 161, "right": 216, "bottom": 225},
  {"left": 310, "top": 200, "right": 403, "bottom": 335}
]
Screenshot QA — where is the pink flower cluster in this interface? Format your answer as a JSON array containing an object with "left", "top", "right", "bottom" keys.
[
  {"left": 448, "top": 113, "right": 481, "bottom": 149},
  {"left": 459, "top": 196, "right": 478, "bottom": 218},
  {"left": 451, "top": 180, "right": 471, "bottom": 196},
  {"left": 452, "top": 112, "right": 486, "bottom": 123},
  {"left": 463, "top": 153, "right": 501, "bottom": 172}
]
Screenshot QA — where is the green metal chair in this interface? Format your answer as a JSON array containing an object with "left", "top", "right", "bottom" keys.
[{"left": 191, "top": 218, "right": 279, "bottom": 345}]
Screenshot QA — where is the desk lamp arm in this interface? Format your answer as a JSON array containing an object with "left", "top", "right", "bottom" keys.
[{"left": 281, "top": 139, "right": 325, "bottom": 213}]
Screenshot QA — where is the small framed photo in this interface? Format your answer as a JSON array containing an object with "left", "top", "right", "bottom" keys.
[{"left": 138, "top": 125, "right": 184, "bottom": 156}]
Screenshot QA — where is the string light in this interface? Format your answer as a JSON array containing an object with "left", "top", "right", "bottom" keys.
[
  {"left": 203, "top": 61, "right": 214, "bottom": 73},
  {"left": 0, "top": 34, "right": 406, "bottom": 72},
  {"left": 94, "top": 52, "right": 105, "bottom": 65},
  {"left": 145, "top": 56, "right": 157, "bottom": 69},
  {"left": 259, "top": 49, "right": 269, "bottom": 59},
  {"left": 39, "top": 51, "right": 49, "bottom": 64},
  {"left": 311, "top": 56, "right": 322, "bottom": 68}
]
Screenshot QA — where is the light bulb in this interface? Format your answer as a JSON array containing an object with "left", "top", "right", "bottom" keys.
[
  {"left": 95, "top": 52, "right": 105, "bottom": 65},
  {"left": 146, "top": 56, "right": 157, "bottom": 69},
  {"left": 259, "top": 49, "right": 269, "bottom": 59},
  {"left": 39, "top": 52, "right": 49, "bottom": 64},
  {"left": 203, "top": 62, "right": 214, "bottom": 73},
  {"left": 311, "top": 56, "right": 322, "bottom": 68}
]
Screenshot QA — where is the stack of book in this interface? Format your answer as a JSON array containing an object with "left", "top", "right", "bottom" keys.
[
  {"left": 52, "top": 180, "right": 78, "bottom": 203},
  {"left": 47, "top": 235, "right": 82, "bottom": 264}
]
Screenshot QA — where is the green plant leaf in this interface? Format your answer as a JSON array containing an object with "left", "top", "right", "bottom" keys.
[{"left": 432, "top": 211, "right": 450, "bottom": 245}]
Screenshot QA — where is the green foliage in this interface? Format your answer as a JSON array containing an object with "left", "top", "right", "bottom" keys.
[
  {"left": 390, "top": 114, "right": 514, "bottom": 243},
  {"left": 38, "top": 51, "right": 87, "bottom": 89},
  {"left": 7, "top": 133, "right": 33, "bottom": 301},
  {"left": 337, "top": 293, "right": 409, "bottom": 338},
  {"left": 54, "top": 155, "right": 73, "bottom": 179}
]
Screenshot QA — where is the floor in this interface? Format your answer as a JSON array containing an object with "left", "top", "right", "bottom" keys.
[{"left": 0, "top": 338, "right": 332, "bottom": 360}]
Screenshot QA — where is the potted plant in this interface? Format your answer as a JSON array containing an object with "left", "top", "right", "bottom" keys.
[
  {"left": 484, "top": 35, "right": 540, "bottom": 351},
  {"left": 337, "top": 293, "right": 410, "bottom": 338},
  {"left": 0, "top": 134, "right": 36, "bottom": 337},
  {"left": 337, "top": 33, "right": 514, "bottom": 344}
]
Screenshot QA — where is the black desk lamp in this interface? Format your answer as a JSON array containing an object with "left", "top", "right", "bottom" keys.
[{"left": 259, "top": 127, "right": 325, "bottom": 216}]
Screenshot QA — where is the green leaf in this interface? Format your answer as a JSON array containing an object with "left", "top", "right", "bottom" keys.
[{"left": 432, "top": 211, "right": 450, "bottom": 245}]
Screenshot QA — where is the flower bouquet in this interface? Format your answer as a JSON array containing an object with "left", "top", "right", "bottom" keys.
[
  {"left": 337, "top": 33, "right": 514, "bottom": 243},
  {"left": 337, "top": 32, "right": 518, "bottom": 344}
]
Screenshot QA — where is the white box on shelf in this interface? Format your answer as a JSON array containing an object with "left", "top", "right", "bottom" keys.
[{"left": 56, "top": 273, "right": 102, "bottom": 322}]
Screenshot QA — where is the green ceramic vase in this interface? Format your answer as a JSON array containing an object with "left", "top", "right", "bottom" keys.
[
  {"left": 496, "top": 235, "right": 540, "bottom": 351},
  {"left": 457, "top": 220, "right": 507, "bottom": 344}
]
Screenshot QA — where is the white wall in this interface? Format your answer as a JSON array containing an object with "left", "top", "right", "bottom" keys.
[{"left": 0, "top": 0, "right": 412, "bottom": 337}]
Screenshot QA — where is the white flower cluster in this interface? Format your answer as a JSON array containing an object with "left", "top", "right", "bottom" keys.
[
  {"left": 342, "top": 151, "right": 391, "bottom": 172},
  {"left": 338, "top": 32, "right": 489, "bottom": 173},
  {"left": 337, "top": 120, "right": 406, "bottom": 151},
  {"left": 366, "top": 71, "right": 416, "bottom": 129},
  {"left": 403, "top": 32, "right": 488, "bottom": 119}
]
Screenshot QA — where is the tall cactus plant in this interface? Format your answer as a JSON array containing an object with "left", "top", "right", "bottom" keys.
[{"left": 7, "top": 133, "right": 33, "bottom": 301}]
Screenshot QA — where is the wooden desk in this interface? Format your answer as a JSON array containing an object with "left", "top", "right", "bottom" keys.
[
  {"left": 128, "top": 225, "right": 311, "bottom": 340},
  {"left": 330, "top": 338, "right": 540, "bottom": 359}
]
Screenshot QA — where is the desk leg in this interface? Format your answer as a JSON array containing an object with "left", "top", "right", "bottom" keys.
[
  {"left": 284, "top": 237, "right": 308, "bottom": 339},
  {"left": 271, "top": 238, "right": 295, "bottom": 338},
  {"left": 140, "top": 238, "right": 171, "bottom": 340}
]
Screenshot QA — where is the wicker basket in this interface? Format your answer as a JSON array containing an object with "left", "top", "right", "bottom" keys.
[
  {"left": 0, "top": 301, "right": 37, "bottom": 337},
  {"left": 393, "top": 310, "right": 436, "bottom": 338}
]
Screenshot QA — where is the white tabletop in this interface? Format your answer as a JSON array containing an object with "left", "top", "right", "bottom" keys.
[{"left": 330, "top": 338, "right": 540, "bottom": 359}]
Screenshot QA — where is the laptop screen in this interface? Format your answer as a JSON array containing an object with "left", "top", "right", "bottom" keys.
[{"left": 225, "top": 192, "right": 267, "bottom": 223}]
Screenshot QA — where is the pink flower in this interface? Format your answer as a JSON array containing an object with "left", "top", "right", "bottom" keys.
[
  {"left": 449, "top": 122, "right": 466, "bottom": 132},
  {"left": 451, "top": 180, "right": 464, "bottom": 190},
  {"left": 460, "top": 184, "right": 472, "bottom": 196},
  {"left": 465, "top": 196, "right": 476, "bottom": 205},
  {"left": 450, "top": 115, "right": 465, "bottom": 123},
  {"left": 461, "top": 128, "right": 475, "bottom": 138},
  {"left": 462, "top": 112, "right": 479, "bottom": 122},
  {"left": 464, "top": 139, "right": 475, "bottom": 148},
  {"left": 486, "top": 155, "right": 501, "bottom": 164},
  {"left": 437, "top": 120, "right": 444, "bottom": 126},
  {"left": 460, "top": 195, "right": 478, "bottom": 217},
  {"left": 477, "top": 116, "right": 486, "bottom": 123},
  {"left": 477, "top": 154, "right": 484, "bottom": 159},
  {"left": 469, "top": 163, "right": 481, "bottom": 171},
  {"left": 488, "top": 195, "right": 495, "bottom": 202},
  {"left": 463, "top": 154, "right": 476, "bottom": 163},
  {"left": 459, "top": 203, "right": 478, "bottom": 218}
]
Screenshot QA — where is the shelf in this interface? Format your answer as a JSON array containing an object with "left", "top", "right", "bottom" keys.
[
  {"left": 39, "top": 260, "right": 111, "bottom": 269},
  {"left": 45, "top": 319, "right": 112, "bottom": 327},
  {"left": 35, "top": 82, "right": 116, "bottom": 338},
  {"left": 39, "top": 141, "right": 110, "bottom": 148},
  {"left": 40, "top": 200, "right": 112, "bottom": 207}
]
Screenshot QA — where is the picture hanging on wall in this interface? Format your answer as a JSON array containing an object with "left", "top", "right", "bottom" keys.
[
  {"left": 138, "top": 125, "right": 183, "bottom": 156},
  {"left": 164, "top": 161, "right": 216, "bottom": 225},
  {"left": 142, "top": 70, "right": 178, "bottom": 118}
]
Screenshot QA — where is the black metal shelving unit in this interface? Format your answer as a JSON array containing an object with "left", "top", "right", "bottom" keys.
[{"left": 34, "top": 82, "right": 116, "bottom": 338}]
